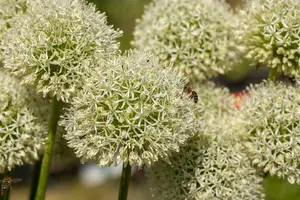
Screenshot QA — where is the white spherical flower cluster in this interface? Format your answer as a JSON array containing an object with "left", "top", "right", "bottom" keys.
[
  {"left": 2, "top": 0, "right": 122, "bottom": 102},
  {"left": 240, "top": 82, "right": 300, "bottom": 184},
  {"left": 147, "top": 85, "right": 264, "bottom": 200},
  {"left": 0, "top": 72, "right": 48, "bottom": 173},
  {"left": 60, "top": 50, "right": 197, "bottom": 167},
  {"left": 237, "top": 0, "right": 300, "bottom": 78},
  {"left": 133, "top": 0, "right": 237, "bottom": 83}
]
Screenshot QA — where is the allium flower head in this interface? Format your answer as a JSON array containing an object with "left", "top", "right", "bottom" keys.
[
  {"left": 2, "top": 0, "right": 122, "bottom": 102},
  {"left": 240, "top": 81, "right": 300, "bottom": 184},
  {"left": 147, "top": 85, "right": 264, "bottom": 200},
  {"left": 60, "top": 50, "right": 197, "bottom": 167},
  {"left": 0, "top": 71, "right": 48, "bottom": 173},
  {"left": 237, "top": 0, "right": 300, "bottom": 78},
  {"left": 132, "top": 0, "right": 237, "bottom": 83}
]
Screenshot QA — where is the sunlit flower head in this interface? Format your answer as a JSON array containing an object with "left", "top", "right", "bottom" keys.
[
  {"left": 237, "top": 0, "right": 300, "bottom": 78},
  {"left": 2, "top": 0, "right": 122, "bottom": 102},
  {"left": 147, "top": 85, "right": 264, "bottom": 200},
  {"left": 60, "top": 50, "right": 197, "bottom": 167},
  {"left": 133, "top": 0, "right": 238, "bottom": 83}
]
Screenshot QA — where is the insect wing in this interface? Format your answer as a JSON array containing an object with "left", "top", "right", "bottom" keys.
[{"left": 11, "top": 178, "right": 22, "bottom": 183}]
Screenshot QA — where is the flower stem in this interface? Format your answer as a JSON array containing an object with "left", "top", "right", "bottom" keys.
[
  {"left": 29, "top": 158, "right": 42, "bottom": 200},
  {"left": 268, "top": 68, "right": 281, "bottom": 82},
  {"left": 35, "top": 98, "right": 62, "bottom": 200},
  {"left": 0, "top": 187, "right": 10, "bottom": 200},
  {"left": 2, "top": 187, "right": 10, "bottom": 200},
  {"left": 118, "top": 163, "right": 132, "bottom": 200}
]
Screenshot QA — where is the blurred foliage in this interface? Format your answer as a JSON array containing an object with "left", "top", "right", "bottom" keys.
[
  {"left": 10, "top": 179, "right": 152, "bottom": 200},
  {"left": 88, "top": 0, "right": 151, "bottom": 50},
  {"left": 265, "top": 175, "right": 300, "bottom": 200}
]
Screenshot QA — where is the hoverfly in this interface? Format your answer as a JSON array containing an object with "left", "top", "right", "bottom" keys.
[
  {"left": 183, "top": 85, "right": 198, "bottom": 103},
  {"left": 0, "top": 176, "right": 22, "bottom": 196}
]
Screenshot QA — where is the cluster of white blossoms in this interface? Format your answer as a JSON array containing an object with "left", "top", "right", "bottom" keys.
[
  {"left": 0, "top": 71, "right": 48, "bottom": 173},
  {"left": 237, "top": 0, "right": 300, "bottom": 78},
  {"left": 240, "top": 81, "right": 300, "bottom": 184},
  {"left": 60, "top": 50, "right": 197, "bottom": 167},
  {"left": 2, "top": 0, "right": 122, "bottom": 102},
  {"left": 0, "top": 0, "right": 27, "bottom": 59},
  {"left": 133, "top": 0, "right": 238, "bottom": 83},
  {"left": 4, "top": 0, "right": 300, "bottom": 198},
  {"left": 0, "top": 0, "right": 27, "bottom": 38},
  {"left": 147, "top": 84, "right": 265, "bottom": 200}
]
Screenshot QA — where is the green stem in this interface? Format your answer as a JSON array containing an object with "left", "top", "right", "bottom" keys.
[
  {"left": 29, "top": 158, "right": 43, "bottom": 200},
  {"left": 2, "top": 187, "right": 10, "bottom": 200},
  {"left": 268, "top": 68, "right": 281, "bottom": 82},
  {"left": 35, "top": 98, "right": 62, "bottom": 200},
  {"left": 118, "top": 163, "right": 132, "bottom": 200}
]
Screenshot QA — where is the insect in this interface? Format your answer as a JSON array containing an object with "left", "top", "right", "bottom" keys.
[
  {"left": 183, "top": 85, "right": 198, "bottom": 103},
  {"left": 0, "top": 176, "right": 22, "bottom": 196}
]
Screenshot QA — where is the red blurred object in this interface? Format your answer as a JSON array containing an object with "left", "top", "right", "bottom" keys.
[{"left": 232, "top": 91, "right": 249, "bottom": 110}]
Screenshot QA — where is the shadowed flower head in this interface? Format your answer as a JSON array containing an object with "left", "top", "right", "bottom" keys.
[
  {"left": 60, "top": 50, "right": 197, "bottom": 167},
  {"left": 147, "top": 85, "right": 264, "bottom": 200},
  {"left": 191, "top": 82, "right": 234, "bottom": 121},
  {"left": 132, "top": 0, "right": 237, "bottom": 83},
  {"left": 240, "top": 81, "right": 300, "bottom": 184},
  {"left": 237, "top": 0, "right": 300, "bottom": 78},
  {"left": 2, "top": 0, "right": 122, "bottom": 102},
  {"left": 0, "top": 72, "right": 48, "bottom": 173}
]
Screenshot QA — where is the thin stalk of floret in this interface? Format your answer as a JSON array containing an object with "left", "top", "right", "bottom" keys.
[{"left": 35, "top": 98, "right": 62, "bottom": 200}]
